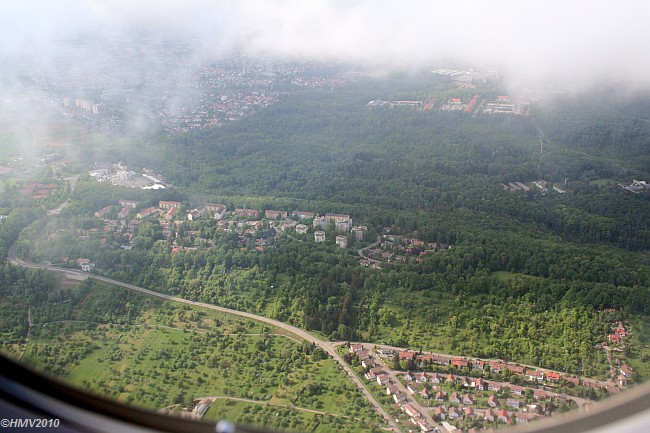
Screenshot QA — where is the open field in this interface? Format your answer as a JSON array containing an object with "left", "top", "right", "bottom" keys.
[{"left": 14, "top": 281, "right": 383, "bottom": 433}]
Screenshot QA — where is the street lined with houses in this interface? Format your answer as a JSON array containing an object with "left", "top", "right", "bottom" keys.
[{"left": 345, "top": 341, "right": 633, "bottom": 433}]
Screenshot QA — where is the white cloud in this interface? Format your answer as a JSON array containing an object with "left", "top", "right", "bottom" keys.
[{"left": 2, "top": 0, "right": 650, "bottom": 88}]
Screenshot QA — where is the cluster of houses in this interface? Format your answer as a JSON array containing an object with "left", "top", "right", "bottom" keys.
[
  {"left": 89, "top": 199, "right": 374, "bottom": 257},
  {"left": 607, "top": 320, "right": 628, "bottom": 346},
  {"left": 349, "top": 344, "right": 438, "bottom": 433},
  {"left": 400, "top": 369, "right": 562, "bottom": 426},
  {"left": 362, "top": 234, "right": 451, "bottom": 266},
  {"left": 348, "top": 342, "right": 629, "bottom": 433},
  {"left": 87, "top": 197, "right": 458, "bottom": 270},
  {"left": 602, "top": 316, "right": 635, "bottom": 388},
  {"left": 352, "top": 343, "right": 552, "bottom": 431},
  {"left": 393, "top": 349, "right": 622, "bottom": 395}
]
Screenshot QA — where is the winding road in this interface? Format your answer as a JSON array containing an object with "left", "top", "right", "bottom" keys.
[{"left": 8, "top": 243, "right": 400, "bottom": 432}]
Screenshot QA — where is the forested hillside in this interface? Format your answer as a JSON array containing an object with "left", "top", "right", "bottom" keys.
[{"left": 6, "top": 75, "right": 650, "bottom": 380}]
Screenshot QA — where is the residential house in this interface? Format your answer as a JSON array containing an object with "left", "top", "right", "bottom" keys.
[
  {"left": 417, "top": 419, "right": 433, "bottom": 433},
  {"left": 420, "top": 388, "right": 430, "bottom": 400},
  {"left": 407, "top": 384, "right": 418, "bottom": 394},
  {"left": 516, "top": 413, "right": 531, "bottom": 424},
  {"left": 462, "top": 394, "right": 475, "bottom": 405},
  {"left": 452, "top": 358, "right": 469, "bottom": 369},
  {"left": 489, "top": 361, "right": 506, "bottom": 373},
  {"left": 429, "top": 373, "right": 442, "bottom": 384},
  {"left": 507, "top": 364, "right": 525, "bottom": 375},
  {"left": 435, "top": 391, "right": 447, "bottom": 402},
  {"left": 414, "top": 372, "right": 428, "bottom": 383},
  {"left": 264, "top": 210, "right": 287, "bottom": 220},
  {"left": 94, "top": 205, "right": 113, "bottom": 218},
  {"left": 314, "top": 231, "right": 326, "bottom": 242},
  {"left": 250, "top": 221, "right": 264, "bottom": 230},
  {"left": 546, "top": 371, "right": 561, "bottom": 382},
  {"left": 448, "top": 407, "right": 462, "bottom": 420},
  {"left": 291, "top": 210, "right": 315, "bottom": 220},
  {"left": 335, "top": 235, "right": 348, "bottom": 248},
  {"left": 393, "top": 392, "right": 407, "bottom": 404},
  {"left": 349, "top": 344, "right": 365, "bottom": 353},
  {"left": 446, "top": 374, "right": 456, "bottom": 384},
  {"left": 533, "top": 389, "right": 549, "bottom": 401},
  {"left": 277, "top": 218, "right": 296, "bottom": 231},
  {"left": 119, "top": 199, "right": 138, "bottom": 208},
  {"left": 205, "top": 203, "right": 227, "bottom": 219},
  {"left": 434, "top": 406, "right": 446, "bottom": 421},
  {"left": 403, "top": 404, "right": 421, "bottom": 419},
  {"left": 187, "top": 207, "right": 204, "bottom": 221},
  {"left": 164, "top": 206, "right": 178, "bottom": 221},
  {"left": 416, "top": 353, "right": 433, "bottom": 365},
  {"left": 136, "top": 207, "right": 157, "bottom": 219},
  {"left": 117, "top": 206, "right": 131, "bottom": 219},
  {"left": 483, "top": 409, "right": 496, "bottom": 422},
  {"left": 325, "top": 213, "right": 353, "bottom": 231},
  {"left": 608, "top": 334, "right": 621, "bottom": 344},
  {"left": 235, "top": 208, "right": 260, "bottom": 219},
  {"left": 506, "top": 398, "right": 520, "bottom": 409},
  {"left": 351, "top": 225, "right": 367, "bottom": 240},
  {"left": 487, "top": 394, "right": 499, "bottom": 407},
  {"left": 475, "top": 378, "right": 487, "bottom": 390},
  {"left": 497, "top": 409, "right": 510, "bottom": 424},
  {"left": 312, "top": 216, "right": 327, "bottom": 229},
  {"left": 159, "top": 201, "right": 181, "bottom": 210},
  {"left": 399, "top": 351, "right": 417, "bottom": 361},
  {"left": 463, "top": 407, "right": 476, "bottom": 419},
  {"left": 450, "top": 392, "right": 461, "bottom": 404},
  {"left": 357, "top": 350, "right": 371, "bottom": 362},
  {"left": 471, "top": 359, "right": 486, "bottom": 370},
  {"left": 365, "top": 366, "right": 384, "bottom": 380},
  {"left": 295, "top": 224, "right": 308, "bottom": 234},
  {"left": 510, "top": 385, "right": 525, "bottom": 396},
  {"left": 526, "top": 370, "right": 545, "bottom": 382},
  {"left": 376, "top": 374, "right": 390, "bottom": 386}
]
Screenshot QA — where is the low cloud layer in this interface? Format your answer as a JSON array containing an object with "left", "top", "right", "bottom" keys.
[{"left": 2, "top": 1, "right": 650, "bottom": 89}]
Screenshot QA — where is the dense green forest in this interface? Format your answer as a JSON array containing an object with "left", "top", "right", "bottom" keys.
[{"left": 3, "top": 75, "right": 650, "bottom": 384}]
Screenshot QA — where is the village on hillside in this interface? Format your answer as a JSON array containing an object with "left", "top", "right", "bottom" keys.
[
  {"left": 58, "top": 195, "right": 450, "bottom": 273},
  {"left": 345, "top": 320, "right": 635, "bottom": 433}
]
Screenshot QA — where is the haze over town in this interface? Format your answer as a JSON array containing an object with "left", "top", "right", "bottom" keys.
[{"left": 2, "top": 1, "right": 650, "bottom": 91}]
